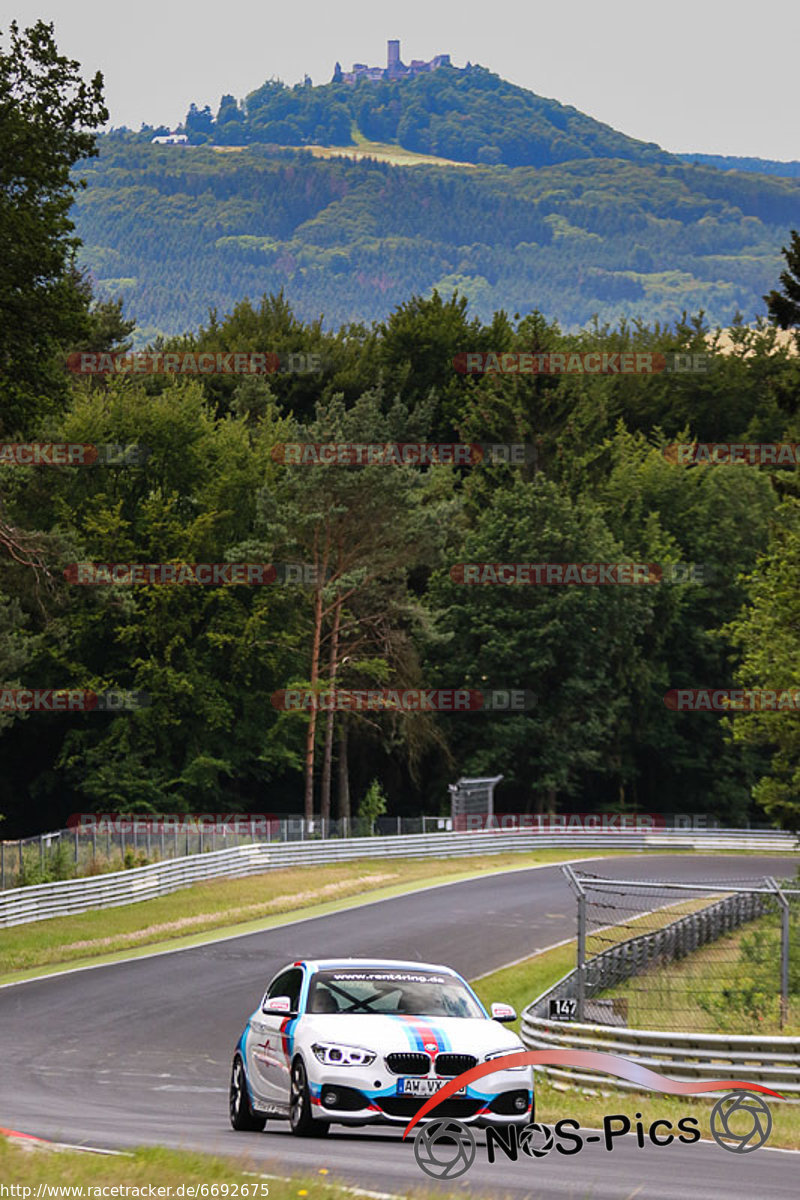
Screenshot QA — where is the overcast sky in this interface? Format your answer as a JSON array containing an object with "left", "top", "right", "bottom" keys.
[{"left": 7, "top": 1, "right": 799, "bottom": 160}]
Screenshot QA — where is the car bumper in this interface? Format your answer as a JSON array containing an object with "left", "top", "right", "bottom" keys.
[{"left": 307, "top": 1067, "right": 534, "bottom": 1126}]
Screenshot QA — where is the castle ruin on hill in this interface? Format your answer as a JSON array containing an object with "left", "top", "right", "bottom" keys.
[{"left": 335, "top": 40, "right": 451, "bottom": 85}]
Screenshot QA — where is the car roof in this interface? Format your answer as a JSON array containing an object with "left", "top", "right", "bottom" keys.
[{"left": 291, "top": 958, "right": 461, "bottom": 975}]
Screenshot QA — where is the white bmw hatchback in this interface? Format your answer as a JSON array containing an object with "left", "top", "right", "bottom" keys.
[{"left": 229, "top": 957, "right": 533, "bottom": 1136}]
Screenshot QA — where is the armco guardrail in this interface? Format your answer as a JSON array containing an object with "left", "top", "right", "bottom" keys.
[
  {"left": 3, "top": 818, "right": 795, "bottom": 891},
  {"left": 520, "top": 1015, "right": 800, "bottom": 1097},
  {"left": 0, "top": 827, "right": 796, "bottom": 928}
]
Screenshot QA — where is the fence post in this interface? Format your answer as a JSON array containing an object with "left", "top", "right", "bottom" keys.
[
  {"left": 577, "top": 889, "right": 587, "bottom": 1021},
  {"left": 1, "top": 841, "right": 4, "bottom": 890},
  {"left": 781, "top": 902, "right": 791, "bottom": 1031},
  {"left": 563, "top": 864, "right": 587, "bottom": 1021},
  {"left": 767, "top": 877, "right": 790, "bottom": 1030}
]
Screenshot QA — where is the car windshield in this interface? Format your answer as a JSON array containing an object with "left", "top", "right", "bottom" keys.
[{"left": 306, "top": 968, "right": 485, "bottom": 1018}]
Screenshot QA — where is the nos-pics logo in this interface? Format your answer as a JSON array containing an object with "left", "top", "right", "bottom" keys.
[{"left": 405, "top": 1051, "right": 779, "bottom": 1180}]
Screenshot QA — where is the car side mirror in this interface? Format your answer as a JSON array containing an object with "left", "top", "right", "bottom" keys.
[
  {"left": 491, "top": 1002, "right": 517, "bottom": 1023},
  {"left": 262, "top": 994, "right": 295, "bottom": 1015}
]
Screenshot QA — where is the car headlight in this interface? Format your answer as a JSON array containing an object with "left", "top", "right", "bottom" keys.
[
  {"left": 484, "top": 1049, "right": 528, "bottom": 1071},
  {"left": 311, "top": 1042, "right": 377, "bottom": 1067}
]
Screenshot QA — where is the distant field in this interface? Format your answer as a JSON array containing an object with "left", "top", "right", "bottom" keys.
[
  {"left": 710, "top": 326, "right": 797, "bottom": 354},
  {"left": 304, "top": 140, "right": 475, "bottom": 168},
  {"left": 209, "top": 126, "right": 476, "bottom": 168}
]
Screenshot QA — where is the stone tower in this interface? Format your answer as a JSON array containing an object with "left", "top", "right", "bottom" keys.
[{"left": 387, "top": 39, "right": 400, "bottom": 71}]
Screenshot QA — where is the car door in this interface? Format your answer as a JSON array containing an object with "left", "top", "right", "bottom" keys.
[{"left": 247, "top": 967, "right": 304, "bottom": 1109}]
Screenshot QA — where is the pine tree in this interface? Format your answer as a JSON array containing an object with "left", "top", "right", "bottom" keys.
[{"left": 764, "top": 229, "right": 800, "bottom": 327}]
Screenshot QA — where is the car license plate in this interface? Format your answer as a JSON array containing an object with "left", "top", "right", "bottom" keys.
[{"left": 397, "top": 1078, "right": 466, "bottom": 1097}]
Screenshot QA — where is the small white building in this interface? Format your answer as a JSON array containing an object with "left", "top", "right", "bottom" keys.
[{"left": 151, "top": 133, "right": 189, "bottom": 145}]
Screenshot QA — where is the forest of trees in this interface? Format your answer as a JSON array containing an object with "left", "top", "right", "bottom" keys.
[
  {"left": 676, "top": 153, "right": 800, "bottom": 178},
  {"left": 73, "top": 139, "right": 800, "bottom": 339},
  {"left": 2, "top": 22, "right": 798, "bottom": 837}
]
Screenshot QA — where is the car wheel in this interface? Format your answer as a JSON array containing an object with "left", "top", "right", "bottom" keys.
[
  {"left": 289, "top": 1058, "right": 329, "bottom": 1137},
  {"left": 229, "top": 1055, "right": 266, "bottom": 1132}
]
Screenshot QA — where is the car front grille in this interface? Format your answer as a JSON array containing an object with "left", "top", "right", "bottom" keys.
[
  {"left": 435, "top": 1053, "right": 477, "bottom": 1076},
  {"left": 385, "top": 1052, "right": 431, "bottom": 1076}
]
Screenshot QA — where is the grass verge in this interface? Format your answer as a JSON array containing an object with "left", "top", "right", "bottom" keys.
[
  {"left": 594, "top": 913, "right": 799, "bottom": 1035},
  {"left": 0, "top": 849, "right": 617, "bottom": 983},
  {"left": 0, "top": 1137, "right": 423, "bottom": 1197},
  {"left": 471, "top": 942, "right": 800, "bottom": 1150}
]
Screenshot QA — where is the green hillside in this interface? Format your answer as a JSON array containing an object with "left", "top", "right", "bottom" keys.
[
  {"left": 171, "top": 64, "right": 671, "bottom": 169},
  {"left": 677, "top": 152, "right": 800, "bottom": 178},
  {"left": 75, "top": 138, "right": 799, "bottom": 338}
]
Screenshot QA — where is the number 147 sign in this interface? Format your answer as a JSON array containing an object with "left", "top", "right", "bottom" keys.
[{"left": 549, "top": 997, "right": 577, "bottom": 1020}]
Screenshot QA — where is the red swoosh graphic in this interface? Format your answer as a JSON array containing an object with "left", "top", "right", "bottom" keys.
[{"left": 401, "top": 1050, "right": 784, "bottom": 1139}]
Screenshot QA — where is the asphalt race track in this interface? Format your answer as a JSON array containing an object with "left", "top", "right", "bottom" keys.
[{"left": 0, "top": 854, "right": 797, "bottom": 1198}]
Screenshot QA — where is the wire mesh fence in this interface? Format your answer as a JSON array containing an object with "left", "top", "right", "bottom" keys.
[
  {"left": 0, "top": 815, "right": 455, "bottom": 890},
  {"left": 563, "top": 867, "right": 800, "bottom": 1034}
]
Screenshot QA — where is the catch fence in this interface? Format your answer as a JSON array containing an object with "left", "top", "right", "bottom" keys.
[
  {"left": 2, "top": 816, "right": 794, "bottom": 892},
  {"left": 0, "top": 815, "right": 452, "bottom": 890},
  {"left": 534, "top": 867, "right": 799, "bottom": 1033}
]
